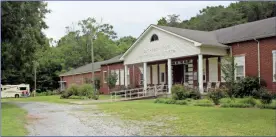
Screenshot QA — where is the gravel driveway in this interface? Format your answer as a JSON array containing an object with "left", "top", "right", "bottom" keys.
[{"left": 13, "top": 102, "right": 142, "bottom": 136}]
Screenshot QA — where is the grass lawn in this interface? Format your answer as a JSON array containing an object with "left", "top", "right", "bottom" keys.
[
  {"left": 98, "top": 99, "right": 275, "bottom": 136},
  {"left": 1, "top": 94, "right": 113, "bottom": 104},
  {"left": 1, "top": 102, "right": 28, "bottom": 136}
]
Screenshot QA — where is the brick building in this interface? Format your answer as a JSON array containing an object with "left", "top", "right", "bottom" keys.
[{"left": 60, "top": 17, "right": 276, "bottom": 94}]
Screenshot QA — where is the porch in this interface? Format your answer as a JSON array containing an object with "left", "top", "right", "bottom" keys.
[{"left": 124, "top": 54, "right": 225, "bottom": 94}]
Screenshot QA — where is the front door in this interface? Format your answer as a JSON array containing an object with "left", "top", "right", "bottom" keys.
[{"left": 173, "top": 64, "right": 184, "bottom": 84}]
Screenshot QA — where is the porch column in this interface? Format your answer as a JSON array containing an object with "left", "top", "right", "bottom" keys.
[
  {"left": 167, "top": 59, "right": 172, "bottom": 94},
  {"left": 198, "top": 54, "right": 204, "bottom": 93},
  {"left": 143, "top": 62, "right": 147, "bottom": 91},
  {"left": 124, "top": 65, "right": 128, "bottom": 88}
]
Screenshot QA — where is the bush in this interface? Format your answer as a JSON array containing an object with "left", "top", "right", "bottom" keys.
[
  {"left": 237, "top": 97, "right": 257, "bottom": 106},
  {"left": 257, "top": 101, "right": 276, "bottom": 109},
  {"left": 221, "top": 103, "right": 252, "bottom": 108},
  {"left": 194, "top": 99, "right": 214, "bottom": 107},
  {"left": 164, "top": 99, "right": 176, "bottom": 104},
  {"left": 233, "top": 76, "right": 261, "bottom": 98},
  {"left": 189, "top": 89, "right": 201, "bottom": 100},
  {"left": 60, "top": 92, "right": 70, "bottom": 99},
  {"left": 79, "top": 84, "right": 94, "bottom": 96},
  {"left": 175, "top": 100, "right": 188, "bottom": 105},
  {"left": 68, "top": 96, "right": 86, "bottom": 99},
  {"left": 67, "top": 84, "right": 80, "bottom": 96},
  {"left": 260, "top": 89, "right": 273, "bottom": 104},
  {"left": 171, "top": 84, "right": 190, "bottom": 100},
  {"left": 207, "top": 89, "right": 226, "bottom": 105},
  {"left": 220, "top": 98, "right": 235, "bottom": 104}
]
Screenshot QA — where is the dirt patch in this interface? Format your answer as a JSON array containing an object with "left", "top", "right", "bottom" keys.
[{"left": 26, "top": 114, "right": 45, "bottom": 122}]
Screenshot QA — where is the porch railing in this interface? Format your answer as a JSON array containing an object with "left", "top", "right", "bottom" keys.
[{"left": 110, "top": 85, "right": 168, "bottom": 101}]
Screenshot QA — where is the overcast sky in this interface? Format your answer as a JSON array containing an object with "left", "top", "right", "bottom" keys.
[{"left": 43, "top": 1, "right": 233, "bottom": 41}]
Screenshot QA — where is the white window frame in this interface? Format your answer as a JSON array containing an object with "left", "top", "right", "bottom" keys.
[
  {"left": 103, "top": 71, "right": 107, "bottom": 83},
  {"left": 272, "top": 50, "right": 276, "bottom": 82},
  {"left": 234, "top": 55, "right": 245, "bottom": 80}
]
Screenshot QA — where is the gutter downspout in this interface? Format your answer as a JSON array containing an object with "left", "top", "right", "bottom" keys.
[{"left": 254, "top": 38, "right": 261, "bottom": 84}]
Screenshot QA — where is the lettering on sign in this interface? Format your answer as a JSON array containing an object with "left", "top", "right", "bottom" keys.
[{"left": 137, "top": 45, "right": 177, "bottom": 62}]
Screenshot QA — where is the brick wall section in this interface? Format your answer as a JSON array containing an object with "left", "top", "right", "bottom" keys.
[
  {"left": 100, "top": 63, "right": 142, "bottom": 94},
  {"left": 231, "top": 37, "right": 276, "bottom": 92},
  {"left": 61, "top": 71, "right": 100, "bottom": 88}
]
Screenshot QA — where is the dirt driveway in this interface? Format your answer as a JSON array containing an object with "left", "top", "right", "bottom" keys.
[{"left": 13, "top": 102, "right": 142, "bottom": 136}]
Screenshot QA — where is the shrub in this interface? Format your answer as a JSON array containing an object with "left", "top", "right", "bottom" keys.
[
  {"left": 194, "top": 99, "right": 214, "bottom": 107},
  {"left": 207, "top": 89, "right": 226, "bottom": 105},
  {"left": 175, "top": 100, "right": 188, "bottom": 105},
  {"left": 79, "top": 84, "right": 94, "bottom": 96},
  {"left": 68, "top": 96, "right": 86, "bottom": 99},
  {"left": 237, "top": 97, "right": 257, "bottom": 106},
  {"left": 220, "top": 98, "right": 235, "bottom": 104},
  {"left": 186, "top": 98, "right": 193, "bottom": 102},
  {"left": 171, "top": 84, "right": 189, "bottom": 100},
  {"left": 164, "top": 99, "right": 176, "bottom": 104},
  {"left": 221, "top": 103, "right": 251, "bottom": 108},
  {"left": 233, "top": 76, "right": 261, "bottom": 98},
  {"left": 257, "top": 101, "right": 276, "bottom": 109},
  {"left": 189, "top": 88, "right": 201, "bottom": 100},
  {"left": 260, "top": 89, "right": 273, "bottom": 104},
  {"left": 67, "top": 84, "right": 80, "bottom": 96},
  {"left": 60, "top": 92, "right": 70, "bottom": 99}
]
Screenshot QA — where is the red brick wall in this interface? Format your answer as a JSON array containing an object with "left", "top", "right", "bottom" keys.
[
  {"left": 231, "top": 37, "right": 276, "bottom": 92},
  {"left": 100, "top": 63, "right": 142, "bottom": 94},
  {"left": 61, "top": 71, "right": 100, "bottom": 89}
]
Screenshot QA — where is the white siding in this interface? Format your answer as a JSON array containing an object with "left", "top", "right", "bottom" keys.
[
  {"left": 123, "top": 28, "right": 200, "bottom": 64},
  {"left": 209, "top": 57, "right": 218, "bottom": 82},
  {"left": 152, "top": 65, "right": 158, "bottom": 84}
]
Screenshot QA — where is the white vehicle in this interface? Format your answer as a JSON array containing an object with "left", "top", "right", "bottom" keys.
[{"left": 1, "top": 84, "right": 30, "bottom": 98}]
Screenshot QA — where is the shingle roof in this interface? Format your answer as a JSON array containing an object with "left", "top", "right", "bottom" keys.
[
  {"left": 213, "top": 17, "right": 276, "bottom": 44},
  {"left": 59, "top": 54, "right": 122, "bottom": 76},
  {"left": 154, "top": 25, "right": 228, "bottom": 48},
  {"left": 155, "top": 17, "right": 276, "bottom": 45}
]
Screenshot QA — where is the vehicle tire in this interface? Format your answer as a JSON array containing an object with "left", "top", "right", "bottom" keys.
[{"left": 15, "top": 94, "right": 19, "bottom": 98}]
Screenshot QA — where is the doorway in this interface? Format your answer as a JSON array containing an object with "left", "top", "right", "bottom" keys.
[{"left": 173, "top": 64, "right": 184, "bottom": 84}]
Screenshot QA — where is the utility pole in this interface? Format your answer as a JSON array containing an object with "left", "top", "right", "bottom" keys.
[
  {"left": 90, "top": 29, "right": 96, "bottom": 96},
  {"left": 33, "top": 61, "right": 37, "bottom": 97}
]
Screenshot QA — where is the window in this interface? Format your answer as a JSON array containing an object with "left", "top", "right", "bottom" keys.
[
  {"left": 161, "top": 72, "right": 165, "bottom": 82},
  {"left": 19, "top": 87, "right": 27, "bottom": 90},
  {"left": 273, "top": 50, "right": 276, "bottom": 82},
  {"left": 140, "top": 74, "right": 143, "bottom": 85},
  {"left": 103, "top": 71, "right": 107, "bottom": 83},
  {"left": 234, "top": 55, "right": 245, "bottom": 80},
  {"left": 150, "top": 34, "right": 158, "bottom": 42}
]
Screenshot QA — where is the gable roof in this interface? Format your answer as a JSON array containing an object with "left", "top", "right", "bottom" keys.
[
  {"left": 154, "top": 25, "right": 227, "bottom": 48},
  {"left": 59, "top": 54, "right": 122, "bottom": 76}
]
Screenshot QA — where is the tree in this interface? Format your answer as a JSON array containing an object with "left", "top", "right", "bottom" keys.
[
  {"left": 106, "top": 72, "right": 118, "bottom": 92},
  {"left": 1, "top": 2, "right": 50, "bottom": 89},
  {"left": 221, "top": 56, "right": 237, "bottom": 97}
]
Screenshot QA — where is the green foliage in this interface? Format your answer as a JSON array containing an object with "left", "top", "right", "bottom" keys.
[
  {"left": 94, "top": 77, "right": 101, "bottom": 90},
  {"left": 194, "top": 99, "right": 214, "bottom": 107},
  {"left": 171, "top": 84, "right": 190, "bottom": 100},
  {"left": 79, "top": 84, "right": 94, "bottom": 96},
  {"left": 257, "top": 101, "right": 276, "bottom": 109},
  {"left": 175, "top": 100, "right": 188, "bottom": 105},
  {"left": 237, "top": 97, "right": 257, "bottom": 106},
  {"left": 207, "top": 89, "right": 227, "bottom": 105},
  {"left": 219, "top": 98, "right": 235, "bottom": 104},
  {"left": 260, "top": 89, "right": 273, "bottom": 104},
  {"left": 68, "top": 96, "right": 86, "bottom": 99},
  {"left": 221, "top": 56, "right": 236, "bottom": 97},
  {"left": 221, "top": 103, "right": 252, "bottom": 108},
  {"left": 233, "top": 76, "right": 261, "bottom": 98},
  {"left": 1, "top": 1, "right": 50, "bottom": 88},
  {"left": 106, "top": 72, "right": 118, "bottom": 90},
  {"left": 157, "top": 2, "right": 276, "bottom": 31},
  {"left": 188, "top": 89, "right": 201, "bottom": 99}
]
